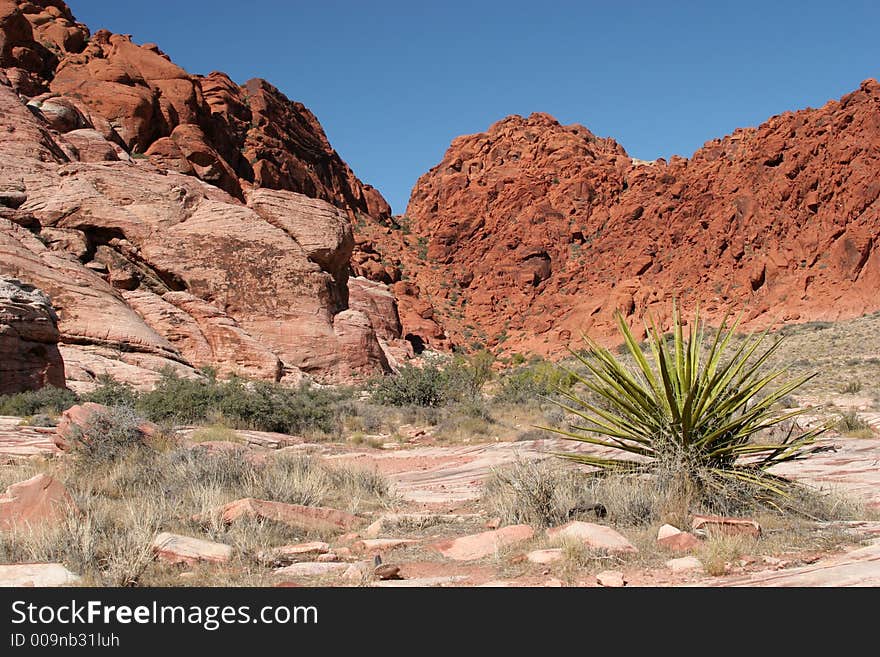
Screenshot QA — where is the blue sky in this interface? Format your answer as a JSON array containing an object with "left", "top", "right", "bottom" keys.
[{"left": 72, "top": 1, "right": 880, "bottom": 214}]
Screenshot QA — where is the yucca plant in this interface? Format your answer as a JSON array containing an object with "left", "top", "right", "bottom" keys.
[{"left": 545, "top": 305, "right": 831, "bottom": 512}]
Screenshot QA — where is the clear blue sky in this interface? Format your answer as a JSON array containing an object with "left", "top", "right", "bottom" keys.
[{"left": 71, "top": 0, "right": 880, "bottom": 214}]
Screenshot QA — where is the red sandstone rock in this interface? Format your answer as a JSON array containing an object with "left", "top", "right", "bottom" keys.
[
  {"left": 0, "top": 1, "right": 396, "bottom": 385},
  {"left": 151, "top": 532, "right": 233, "bottom": 565},
  {"left": 692, "top": 515, "right": 762, "bottom": 538},
  {"left": 365, "top": 81, "right": 880, "bottom": 354},
  {"left": 656, "top": 523, "right": 702, "bottom": 552},
  {"left": 546, "top": 521, "right": 638, "bottom": 553},
  {"left": 0, "top": 277, "right": 65, "bottom": 394},
  {"left": 430, "top": 524, "right": 535, "bottom": 561},
  {"left": 201, "top": 498, "right": 360, "bottom": 533},
  {"left": 0, "top": 473, "right": 75, "bottom": 531}
]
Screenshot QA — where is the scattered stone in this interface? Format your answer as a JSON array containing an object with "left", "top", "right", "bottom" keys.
[
  {"left": 666, "top": 556, "right": 704, "bottom": 573},
  {"left": 692, "top": 515, "right": 762, "bottom": 538},
  {"left": 374, "top": 564, "right": 402, "bottom": 580},
  {"left": 372, "top": 575, "right": 469, "bottom": 588},
  {"left": 151, "top": 532, "right": 233, "bottom": 565},
  {"left": 352, "top": 538, "right": 419, "bottom": 554},
  {"left": 199, "top": 498, "right": 360, "bottom": 533},
  {"left": 316, "top": 553, "right": 339, "bottom": 563},
  {"left": 657, "top": 524, "right": 682, "bottom": 540},
  {"left": 0, "top": 563, "right": 80, "bottom": 587},
  {"left": 274, "top": 562, "right": 349, "bottom": 578},
  {"left": 256, "top": 541, "right": 330, "bottom": 566},
  {"left": 343, "top": 560, "right": 374, "bottom": 583},
  {"left": 431, "top": 524, "right": 535, "bottom": 561},
  {"left": 596, "top": 570, "right": 626, "bottom": 587},
  {"left": 656, "top": 525, "right": 702, "bottom": 552},
  {"left": 547, "top": 521, "right": 638, "bottom": 554},
  {"left": 543, "top": 578, "right": 566, "bottom": 587},
  {"left": 0, "top": 473, "right": 76, "bottom": 531},
  {"left": 527, "top": 548, "right": 564, "bottom": 565}
]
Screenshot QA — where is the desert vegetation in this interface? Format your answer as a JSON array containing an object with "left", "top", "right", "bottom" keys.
[{"left": 1, "top": 308, "right": 879, "bottom": 587}]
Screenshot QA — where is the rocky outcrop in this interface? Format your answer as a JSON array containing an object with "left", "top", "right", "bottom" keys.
[
  {"left": 0, "top": 1, "right": 401, "bottom": 386},
  {"left": 374, "top": 82, "right": 880, "bottom": 355},
  {"left": 0, "top": 277, "right": 65, "bottom": 394}
]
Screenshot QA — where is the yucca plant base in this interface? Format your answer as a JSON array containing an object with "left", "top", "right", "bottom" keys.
[{"left": 544, "top": 307, "right": 832, "bottom": 515}]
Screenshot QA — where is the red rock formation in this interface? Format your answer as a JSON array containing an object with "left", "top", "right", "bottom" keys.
[
  {"left": 0, "top": 472, "right": 75, "bottom": 531},
  {"left": 0, "top": 277, "right": 65, "bottom": 394},
  {"left": 387, "top": 83, "right": 880, "bottom": 355},
  {"left": 0, "top": 0, "right": 400, "bottom": 386}
]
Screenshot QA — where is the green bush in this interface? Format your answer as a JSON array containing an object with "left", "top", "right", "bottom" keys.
[
  {"left": 136, "top": 371, "right": 346, "bottom": 435},
  {"left": 0, "top": 386, "right": 78, "bottom": 417},
  {"left": 371, "top": 362, "right": 449, "bottom": 407},
  {"left": 371, "top": 352, "right": 493, "bottom": 408},
  {"left": 84, "top": 374, "right": 139, "bottom": 408},
  {"left": 494, "top": 360, "right": 577, "bottom": 404}
]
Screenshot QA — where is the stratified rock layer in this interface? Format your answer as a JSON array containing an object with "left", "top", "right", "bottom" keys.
[
  {"left": 0, "top": 277, "right": 65, "bottom": 394},
  {"left": 0, "top": 0, "right": 399, "bottom": 387}
]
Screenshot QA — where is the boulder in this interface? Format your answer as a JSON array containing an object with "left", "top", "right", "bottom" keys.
[
  {"left": 596, "top": 570, "right": 626, "bottom": 587},
  {"left": 200, "top": 498, "right": 360, "bottom": 533},
  {"left": 546, "top": 521, "right": 638, "bottom": 554},
  {"left": 151, "top": 532, "right": 233, "bottom": 565},
  {"left": 0, "top": 563, "right": 80, "bottom": 587},
  {"left": 666, "top": 556, "right": 704, "bottom": 573},
  {"left": 430, "top": 524, "right": 535, "bottom": 561},
  {"left": 526, "top": 548, "right": 564, "bottom": 565},
  {"left": 0, "top": 473, "right": 75, "bottom": 531},
  {"left": 692, "top": 515, "right": 762, "bottom": 538}
]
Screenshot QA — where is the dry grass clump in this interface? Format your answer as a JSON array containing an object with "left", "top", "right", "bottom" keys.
[
  {"left": 0, "top": 495, "right": 165, "bottom": 586},
  {"left": 835, "top": 411, "right": 875, "bottom": 439},
  {"left": 482, "top": 458, "right": 604, "bottom": 528}
]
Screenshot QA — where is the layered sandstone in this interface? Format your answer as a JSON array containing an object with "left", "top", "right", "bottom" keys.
[
  {"left": 0, "top": 0, "right": 400, "bottom": 386},
  {"left": 0, "top": 277, "right": 64, "bottom": 394}
]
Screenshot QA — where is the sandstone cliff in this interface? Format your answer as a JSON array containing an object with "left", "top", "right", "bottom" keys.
[
  {"left": 0, "top": 0, "right": 403, "bottom": 390},
  {"left": 365, "top": 83, "right": 880, "bottom": 355}
]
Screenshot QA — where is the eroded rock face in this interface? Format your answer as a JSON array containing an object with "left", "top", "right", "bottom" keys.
[
  {"left": 364, "top": 83, "right": 880, "bottom": 354},
  {"left": 0, "top": 1, "right": 400, "bottom": 385},
  {"left": 0, "top": 276, "right": 65, "bottom": 394}
]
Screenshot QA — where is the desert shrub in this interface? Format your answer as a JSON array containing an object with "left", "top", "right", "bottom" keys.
[
  {"left": 371, "top": 362, "right": 451, "bottom": 407},
  {"left": 371, "top": 352, "right": 495, "bottom": 408},
  {"left": 550, "top": 304, "right": 832, "bottom": 515},
  {"left": 838, "top": 380, "right": 862, "bottom": 394},
  {"left": 136, "top": 371, "right": 223, "bottom": 424},
  {"left": 136, "top": 371, "right": 346, "bottom": 435},
  {"left": 494, "top": 359, "right": 577, "bottom": 404},
  {"left": 84, "top": 374, "right": 139, "bottom": 407},
  {"left": 0, "top": 385, "right": 78, "bottom": 417},
  {"left": 836, "top": 411, "right": 874, "bottom": 438},
  {"left": 0, "top": 498, "right": 164, "bottom": 587},
  {"left": 69, "top": 405, "right": 148, "bottom": 465}
]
